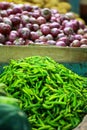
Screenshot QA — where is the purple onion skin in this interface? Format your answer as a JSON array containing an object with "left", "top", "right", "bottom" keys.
[
  {"left": 74, "top": 34, "right": 83, "bottom": 41},
  {"left": 51, "top": 28, "right": 60, "bottom": 37},
  {"left": 3, "top": 17, "right": 12, "bottom": 26},
  {"left": 80, "top": 38, "right": 87, "bottom": 45},
  {"left": 18, "top": 27, "right": 30, "bottom": 39},
  {"left": 77, "top": 29, "right": 84, "bottom": 35},
  {"left": 32, "top": 24, "right": 39, "bottom": 31},
  {"left": 13, "top": 38, "right": 25, "bottom": 45},
  {"left": 45, "top": 34, "right": 53, "bottom": 40},
  {"left": 0, "top": 33, "right": 5, "bottom": 43},
  {"left": 83, "top": 33, "right": 87, "bottom": 39},
  {"left": 0, "top": 23, "right": 11, "bottom": 34},
  {"left": 25, "top": 39, "right": 34, "bottom": 45},
  {"left": 41, "top": 25, "right": 51, "bottom": 35},
  {"left": 37, "top": 16, "right": 46, "bottom": 25},
  {"left": 56, "top": 33, "right": 65, "bottom": 40},
  {"left": 0, "top": 10, "right": 8, "bottom": 17},
  {"left": 12, "top": 7, "right": 22, "bottom": 14},
  {"left": 39, "top": 36, "right": 47, "bottom": 42},
  {"left": 7, "top": 8, "right": 13, "bottom": 16},
  {"left": 79, "top": 21, "right": 85, "bottom": 29},
  {"left": 58, "top": 36, "right": 69, "bottom": 45},
  {"left": 65, "top": 20, "right": 79, "bottom": 32},
  {"left": 5, "top": 41, "right": 13, "bottom": 45},
  {"left": 70, "top": 40, "right": 81, "bottom": 47},
  {"left": 80, "top": 44, "right": 87, "bottom": 48},
  {"left": 21, "top": 15, "right": 29, "bottom": 25},
  {"left": 0, "top": 2, "right": 10, "bottom": 10},
  {"left": 47, "top": 40, "right": 56, "bottom": 45},
  {"left": 56, "top": 41, "right": 66, "bottom": 47},
  {"left": 50, "top": 22, "right": 60, "bottom": 28},
  {"left": 32, "top": 10, "right": 41, "bottom": 18},
  {"left": 29, "top": 17, "right": 37, "bottom": 24},
  {"left": 10, "top": 16, "right": 21, "bottom": 25},
  {"left": 30, "top": 31, "right": 39, "bottom": 41},
  {"left": 68, "top": 35, "right": 75, "bottom": 42},
  {"left": 41, "top": 8, "right": 51, "bottom": 20},
  {"left": 9, "top": 31, "right": 18, "bottom": 42},
  {"left": 25, "top": 23, "right": 33, "bottom": 30},
  {"left": 22, "top": 4, "right": 33, "bottom": 12},
  {"left": 63, "top": 27, "right": 73, "bottom": 35}
]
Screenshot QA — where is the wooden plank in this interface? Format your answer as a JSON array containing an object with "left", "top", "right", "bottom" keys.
[{"left": 0, "top": 45, "right": 87, "bottom": 63}]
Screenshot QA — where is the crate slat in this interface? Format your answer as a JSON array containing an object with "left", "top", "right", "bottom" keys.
[{"left": 0, "top": 46, "right": 87, "bottom": 63}]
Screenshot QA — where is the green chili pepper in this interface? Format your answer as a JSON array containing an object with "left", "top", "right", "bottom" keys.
[{"left": 0, "top": 56, "right": 87, "bottom": 130}]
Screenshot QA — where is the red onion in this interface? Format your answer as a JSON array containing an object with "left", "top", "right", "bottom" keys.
[
  {"left": 39, "top": 35, "right": 47, "bottom": 42},
  {"left": 70, "top": 40, "right": 81, "bottom": 47},
  {"left": 56, "top": 41, "right": 66, "bottom": 46},
  {"left": 77, "top": 28, "right": 84, "bottom": 35},
  {"left": 13, "top": 38, "right": 25, "bottom": 45},
  {"left": 41, "top": 8, "right": 51, "bottom": 20},
  {"left": 74, "top": 34, "right": 83, "bottom": 40},
  {"left": 10, "top": 16, "right": 21, "bottom": 25},
  {"left": 51, "top": 28, "right": 60, "bottom": 37},
  {"left": 30, "top": 31, "right": 39, "bottom": 41},
  {"left": 41, "top": 25, "right": 51, "bottom": 35},
  {"left": 0, "top": 33, "right": 5, "bottom": 43},
  {"left": 80, "top": 44, "right": 87, "bottom": 48},
  {"left": 22, "top": 4, "right": 33, "bottom": 12},
  {"left": 37, "top": 16, "right": 46, "bottom": 25},
  {"left": 21, "top": 15, "right": 29, "bottom": 25},
  {"left": 47, "top": 40, "right": 56, "bottom": 45},
  {"left": 3, "top": 17, "right": 12, "bottom": 26},
  {"left": 58, "top": 36, "right": 69, "bottom": 45},
  {"left": 5, "top": 41, "right": 13, "bottom": 45},
  {"left": 50, "top": 22, "right": 60, "bottom": 28},
  {"left": 32, "top": 24, "right": 39, "bottom": 31},
  {"left": 45, "top": 34, "right": 53, "bottom": 40},
  {"left": 12, "top": 6, "right": 22, "bottom": 14},
  {"left": 80, "top": 38, "right": 87, "bottom": 45},
  {"left": 0, "top": 22, "right": 11, "bottom": 34},
  {"left": 63, "top": 27, "right": 73, "bottom": 35},
  {"left": 9, "top": 30, "right": 18, "bottom": 42},
  {"left": 18, "top": 27, "right": 30, "bottom": 39}
]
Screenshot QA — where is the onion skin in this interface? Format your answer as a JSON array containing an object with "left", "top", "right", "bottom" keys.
[
  {"left": 41, "top": 8, "right": 51, "bottom": 20},
  {"left": 70, "top": 40, "right": 81, "bottom": 47},
  {"left": 56, "top": 41, "right": 66, "bottom": 47}
]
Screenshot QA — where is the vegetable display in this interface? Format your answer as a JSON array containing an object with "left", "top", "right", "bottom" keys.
[
  {"left": 0, "top": 2, "right": 87, "bottom": 47},
  {"left": 0, "top": 103, "right": 32, "bottom": 130},
  {"left": 0, "top": 56, "right": 87, "bottom": 130},
  {"left": 0, "top": 0, "right": 71, "bottom": 14}
]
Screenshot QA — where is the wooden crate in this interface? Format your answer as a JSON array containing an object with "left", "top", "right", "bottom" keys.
[
  {"left": 0, "top": 46, "right": 87, "bottom": 76},
  {"left": 0, "top": 46, "right": 87, "bottom": 62}
]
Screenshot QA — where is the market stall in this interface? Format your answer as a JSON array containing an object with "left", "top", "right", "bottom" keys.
[{"left": 0, "top": 1, "right": 87, "bottom": 130}]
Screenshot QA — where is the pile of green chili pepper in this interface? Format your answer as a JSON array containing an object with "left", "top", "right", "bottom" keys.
[{"left": 0, "top": 56, "right": 87, "bottom": 130}]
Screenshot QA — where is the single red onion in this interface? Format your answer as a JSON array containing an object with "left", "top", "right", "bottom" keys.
[
  {"left": 41, "top": 25, "right": 51, "bottom": 35},
  {"left": 51, "top": 28, "right": 60, "bottom": 37},
  {"left": 80, "top": 38, "right": 87, "bottom": 45},
  {"left": 56, "top": 41, "right": 66, "bottom": 46},
  {"left": 47, "top": 40, "right": 56, "bottom": 45},
  {"left": 30, "top": 31, "right": 39, "bottom": 41},
  {"left": 18, "top": 27, "right": 30, "bottom": 39},
  {"left": 70, "top": 40, "right": 81, "bottom": 47},
  {"left": 37, "top": 16, "right": 46, "bottom": 25},
  {"left": 80, "top": 44, "right": 87, "bottom": 48},
  {"left": 41, "top": 8, "right": 51, "bottom": 20}
]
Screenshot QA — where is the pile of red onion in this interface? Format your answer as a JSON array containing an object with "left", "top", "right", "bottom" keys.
[{"left": 0, "top": 2, "right": 87, "bottom": 47}]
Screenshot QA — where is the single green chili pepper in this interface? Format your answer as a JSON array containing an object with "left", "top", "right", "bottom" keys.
[{"left": 42, "top": 103, "right": 54, "bottom": 109}]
